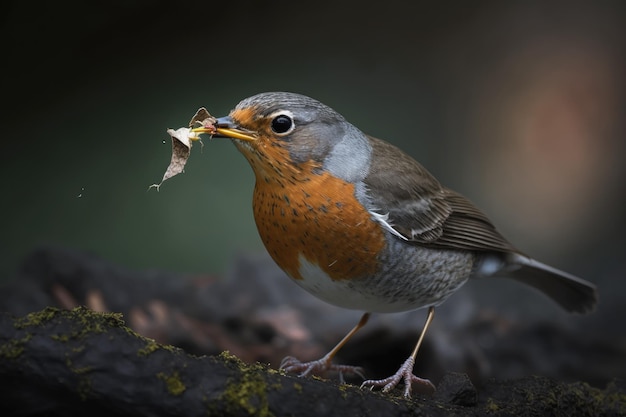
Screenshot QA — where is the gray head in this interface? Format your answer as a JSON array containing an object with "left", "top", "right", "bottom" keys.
[{"left": 217, "top": 92, "right": 372, "bottom": 183}]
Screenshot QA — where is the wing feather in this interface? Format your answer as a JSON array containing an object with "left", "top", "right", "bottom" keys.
[{"left": 364, "top": 136, "right": 517, "bottom": 254}]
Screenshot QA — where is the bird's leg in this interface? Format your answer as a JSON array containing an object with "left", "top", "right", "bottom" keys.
[
  {"left": 280, "top": 312, "right": 370, "bottom": 380},
  {"left": 361, "top": 307, "right": 436, "bottom": 397}
]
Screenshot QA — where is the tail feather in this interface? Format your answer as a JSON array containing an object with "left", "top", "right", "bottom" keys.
[
  {"left": 507, "top": 254, "right": 597, "bottom": 313},
  {"left": 477, "top": 253, "right": 598, "bottom": 314}
]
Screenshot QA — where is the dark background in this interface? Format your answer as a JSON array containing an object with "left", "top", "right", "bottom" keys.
[{"left": 2, "top": 0, "right": 625, "bottom": 344}]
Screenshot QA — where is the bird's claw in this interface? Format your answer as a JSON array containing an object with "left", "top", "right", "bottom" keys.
[
  {"left": 360, "top": 356, "right": 435, "bottom": 397},
  {"left": 280, "top": 355, "right": 365, "bottom": 380}
]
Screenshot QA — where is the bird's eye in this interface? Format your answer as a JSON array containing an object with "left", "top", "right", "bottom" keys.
[{"left": 270, "top": 114, "right": 294, "bottom": 135}]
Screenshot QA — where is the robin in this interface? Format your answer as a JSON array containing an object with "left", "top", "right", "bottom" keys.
[{"left": 192, "top": 91, "right": 597, "bottom": 397}]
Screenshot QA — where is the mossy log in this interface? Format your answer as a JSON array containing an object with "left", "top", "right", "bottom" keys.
[{"left": 0, "top": 307, "right": 623, "bottom": 417}]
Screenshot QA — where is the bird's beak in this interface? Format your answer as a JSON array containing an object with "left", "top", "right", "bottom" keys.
[{"left": 192, "top": 116, "right": 257, "bottom": 142}]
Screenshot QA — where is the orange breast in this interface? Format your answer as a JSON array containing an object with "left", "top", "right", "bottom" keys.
[{"left": 252, "top": 160, "right": 386, "bottom": 282}]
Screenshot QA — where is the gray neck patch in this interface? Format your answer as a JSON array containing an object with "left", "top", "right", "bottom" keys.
[{"left": 323, "top": 123, "right": 372, "bottom": 184}]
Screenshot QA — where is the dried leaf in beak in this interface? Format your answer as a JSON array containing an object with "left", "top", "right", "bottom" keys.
[{"left": 149, "top": 126, "right": 201, "bottom": 191}]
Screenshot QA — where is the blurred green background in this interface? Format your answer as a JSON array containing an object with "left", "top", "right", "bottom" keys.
[{"left": 1, "top": 0, "right": 625, "bottom": 315}]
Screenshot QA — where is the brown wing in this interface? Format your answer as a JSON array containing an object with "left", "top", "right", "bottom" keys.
[{"left": 363, "top": 136, "right": 517, "bottom": 254}]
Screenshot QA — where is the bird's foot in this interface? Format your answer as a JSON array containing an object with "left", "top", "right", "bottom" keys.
[
  {"left": 360, "top": 356, "right": 435, "bottom": 397},
  {"left": 280, "top": 355, "right": 365, "bottom": 382}
]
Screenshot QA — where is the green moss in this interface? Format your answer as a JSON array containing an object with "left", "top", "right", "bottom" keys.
[
  {"left": 26, "top": 307, "right": 174, "bottom": 360},
  {"left": 10, "top": 307, "right": 140, "bottom": 402},
  {"left": 11, "top": 306, "right": 196, "bottom": 400},
  {"left": 50, "top": 333, "right": 70, "bottom": 343},
  {"left": 15, "top": 307, "right": 127, "bottom": 343},
  {"left": 561, "top": 381, "right": 626, "bottom": 414},
  {"left": 293, "top": 382, "right": 303, "bottom": 393},
  {"left": 62, "top": 352, "right": 94, "bottom": 401},
  {"left": 214, "top": 352, "right": 279, "bottom": 417},
  {"left": 76, "top": 376, "right": 92, "bottom": 401},
  {"left": 602, "top": 381, "right": 626, "bottom": 413},
  {"left": 218, "top": 350, "right": 245, "bottom": 366},
  {"left": 479, "top": 376, "right": 626, "bottom": 415},
  {"left": 137, "top": 338, "right": 161, "bottom": 356},
  {"left": 157, "top": 371, "right": 186, "bottom": 396},
  {"left": 221, "top": 372, "right": 272, "bottom": 416},
  {"left": 14, "top": 306, "right": 60, "bottom": 329},
  {"left": 485, "top": 398, "right": 499, "bottom": 413},
  {"left": 336, "top": 382, "right": 354, "bottom": 400},
  {"left": 0, "top": 333, "right": 31, "bottom": 359}
]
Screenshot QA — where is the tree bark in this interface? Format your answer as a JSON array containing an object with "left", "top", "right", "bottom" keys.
[{"left": 0, "top": 307, "right": 623, "bottom": 417}]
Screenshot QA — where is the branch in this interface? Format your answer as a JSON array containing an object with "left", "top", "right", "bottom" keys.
[{"left": 0, "top": 307, "right": 623, "bottom": 417}]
